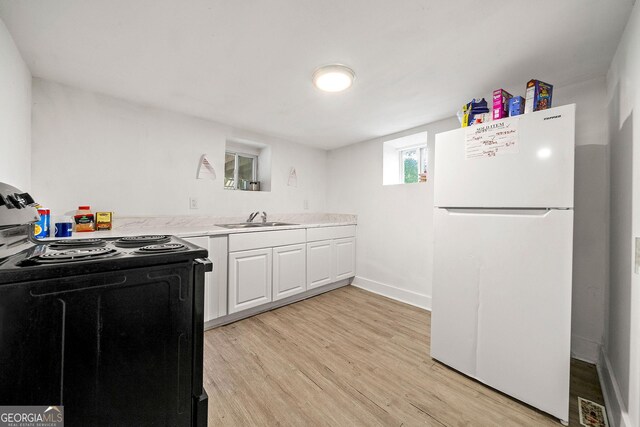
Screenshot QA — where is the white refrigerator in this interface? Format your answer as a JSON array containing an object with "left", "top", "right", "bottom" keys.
[{"left": 431, "top": 104, "right": 575, "bottom": 424}]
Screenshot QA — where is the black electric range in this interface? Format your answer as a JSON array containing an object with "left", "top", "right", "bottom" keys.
[
  {"left": 0, "top": 183, "right": 210, "bottom": 427},
  {"left": 0, "top": 233, "right": 208, "bottom": 284}
]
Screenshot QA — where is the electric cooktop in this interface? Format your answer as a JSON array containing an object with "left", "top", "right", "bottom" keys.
[{"left": 0, "top": 235, "right": 208, "bottom": 284}]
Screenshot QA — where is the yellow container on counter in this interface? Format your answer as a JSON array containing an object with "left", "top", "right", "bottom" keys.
[{"left": 96, "top": 212, "right": 113, "bottom": 230}]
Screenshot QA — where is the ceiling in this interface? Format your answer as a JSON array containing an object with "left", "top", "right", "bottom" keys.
[{"left": 0, "top": 0, "right": 633, "bottom": 149}]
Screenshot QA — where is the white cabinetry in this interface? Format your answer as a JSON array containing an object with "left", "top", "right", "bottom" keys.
[
  {"left": 156, "top": 225, "right": 356, "bottom": 327},
  {"left": 182, "top": 235, "right": 228, "bottom": 323},
  {"left": 228, "top": 248, "right": 272, "bottom": 314},
  {"left": 228, "top": 229, "right": 306, "bottom": 313},
  {"left": 273, "top": 244, "right": 307, "bottom": 301},
  {"left": 334, "top": 237, "right": 356, "bottom": 281},
  {"left": 307, "top": 240, "right": 333, "bottom": 289},
  {"left": 306, "top": 226, "right": 356, "bottom": 290},
  {"left": 208, "top": 236, "right": 229, "bottom": 320},
  {"left": 223, "top": 225, "right": 356, "bottom": 320}
]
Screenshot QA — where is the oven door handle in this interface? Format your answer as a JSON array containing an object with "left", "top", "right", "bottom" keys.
[
  {"left": 194, "top": 258, "right": 213, "bottom": 273},
  {"left": 191, "top": 257, "right": 211, "bottom": 398}
]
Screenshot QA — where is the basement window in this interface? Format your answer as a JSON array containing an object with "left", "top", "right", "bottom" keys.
[
  {"left": 225, "top": 152, "right": 257, "bottom": 190},
  {"left": 224, "top": 139, "right": 272, "bottom": 191},
  {"left": 383, "top": 131, "right": 428, "bottom": 185},
  {"left": 399, "top": 146, "right": 427, "bottom": 184}
]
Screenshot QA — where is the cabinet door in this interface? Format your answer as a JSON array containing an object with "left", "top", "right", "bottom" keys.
[
  {"left": 307, "top": 240, "right": 333, "bottom": 289},
  {"left": 208, "top": 236, "right": 228, "bottom": 320},
  {"left": 182, "top": 236, "right": 214, "bottom": 322},
  {"left": 228, "top": 248, "right": 272, "bottom": 314},
  {"left": 334, "top": 237, "right": 356, "bottom": 281},
  {"left": 273, "top": 244, "right": 306, "bottom": 301}
]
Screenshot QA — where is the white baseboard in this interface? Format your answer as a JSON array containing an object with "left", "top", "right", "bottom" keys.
[
  {"left": 571, "top": 335, "right": 601, "bottom": 364},
  {"left": 598, "top": 347, "right": 633, "bottom": 427},
  {"left": 351, "top": 276, "right": 431, "bottom": 310}
]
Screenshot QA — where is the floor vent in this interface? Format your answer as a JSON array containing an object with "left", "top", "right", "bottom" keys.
[{"left": 578, "top": 397, "right": 609, "bottom": 427}]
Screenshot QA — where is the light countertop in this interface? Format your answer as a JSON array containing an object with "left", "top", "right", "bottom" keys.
[
  {"left": 44, "top": 213, "right": 357, "bottom": 240},
  {"left": 61, "top": 222, "right": 356, "bottom": 239}
]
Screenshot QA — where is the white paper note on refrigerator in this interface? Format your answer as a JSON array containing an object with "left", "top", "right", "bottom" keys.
[{"left": 465, "top": 118, "right": 519, "bottom": 159}]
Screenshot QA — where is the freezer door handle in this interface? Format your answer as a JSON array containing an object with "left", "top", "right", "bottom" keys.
[{"left": 440, "top": 208, "right": 554, "bottom": 217}]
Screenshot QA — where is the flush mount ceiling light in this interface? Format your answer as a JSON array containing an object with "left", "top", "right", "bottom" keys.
[{"left": 312, "top": 64, "right": 355, "bottom": 92}]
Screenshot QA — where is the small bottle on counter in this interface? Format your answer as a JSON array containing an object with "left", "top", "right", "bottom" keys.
[
  {"left": 54, "top": 216, "right": 74, "bottom": 237},
  {"left": 34, "top": 207, "right": 50, "bottom": 239},
  {"left": 74, "top": 206, "right": 95, "bottom": 232}
]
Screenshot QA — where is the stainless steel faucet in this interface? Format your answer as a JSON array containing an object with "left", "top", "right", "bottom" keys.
[
  {"left": 247, "top": 211, "right": 260, "bottom": 222},
  {"left": 260, "top": 211, "right": 267, "bottom": 224}
]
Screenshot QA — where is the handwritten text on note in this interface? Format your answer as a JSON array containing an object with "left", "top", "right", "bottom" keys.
[{"left": 465, "top": 118, "right": 519, "bottom": 159}]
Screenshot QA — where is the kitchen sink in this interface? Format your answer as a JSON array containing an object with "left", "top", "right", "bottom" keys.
[
  {"left": 216, "top": 223, "right": 262, "bottom": 229},
  {"left": 216, "top": 222, "right": 297, "bottom": 229}
]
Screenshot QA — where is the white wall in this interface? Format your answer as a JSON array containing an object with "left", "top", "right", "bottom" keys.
[
  {"left": 31, "top": 79, "right": 327, "bottom": 217},
  {"left": 327, "top": 117, "right": 458, "bottom": 309},
  {"left": 603, "top": 1, "right": 640, "bottom": 426},
  {"left": 556, "top": 77, "right": 610, "bottom": 363},
  {"left": 327, "top": 78, "right": 610, "bottom": 363},
  {"left": 0, "top": 17, "right": 31, "bottom": 190}
]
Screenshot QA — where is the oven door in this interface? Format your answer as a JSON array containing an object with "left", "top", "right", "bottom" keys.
[{"left": 0, "top": 261, "right": 196, "bottom": 426}]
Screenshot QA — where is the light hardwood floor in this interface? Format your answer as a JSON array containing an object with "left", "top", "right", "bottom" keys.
[{"left": 203, "top": 286, "right": 604, "bottom": 426}]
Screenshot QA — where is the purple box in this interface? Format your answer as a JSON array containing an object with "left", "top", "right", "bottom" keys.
[
  {"left": 509, "top": 96, "right": 525, "bottom": 116},
  {"left": 492, "top": 89, "right": 512, "bottom": 120},
  {"left": 524, "top": 79, "right": 553, "bottom": 113}
]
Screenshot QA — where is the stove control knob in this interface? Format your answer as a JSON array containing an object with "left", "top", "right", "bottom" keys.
[
  {"left": 3, "top": 194, "right": 16, "bottom": 209},
  {"left": 6, "top": 194, "right": 24, "bottom": 209},
  {"left": 13, "top": 193, "right": 28, "bottom": 207},
  {"left": 17, "top": 192, "right": 36, "bottom": 206}
]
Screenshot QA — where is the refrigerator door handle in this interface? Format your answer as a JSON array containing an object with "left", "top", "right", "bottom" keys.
[{"left": 440, "top": 208, "right": 553, "bottom": 217}]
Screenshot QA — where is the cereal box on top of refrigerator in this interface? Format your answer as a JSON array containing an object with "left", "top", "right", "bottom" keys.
[
  {"left": 524, "top": 79, "right": 553, "bottom": 113},
  {"left": 492, "top": 89, "right": 512, "bottom": 120}
]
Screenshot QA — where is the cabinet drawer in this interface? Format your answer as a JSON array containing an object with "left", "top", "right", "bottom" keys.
[
  {"left": 306, "top": 225, "right": 356, "bottom": 242},
  {"left": 229, "top": 229, "right": 306, "bottom": 252}
]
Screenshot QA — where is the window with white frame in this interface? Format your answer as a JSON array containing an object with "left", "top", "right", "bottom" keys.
[
  {"left": 399, "top": 146, "right": 427, "bottom": 184},
  {"left": 382, "top": 131, "right": 428, "bottom": 185},
  {"left": 224, "top": 151, "right": 258, "bottom": 190}
]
